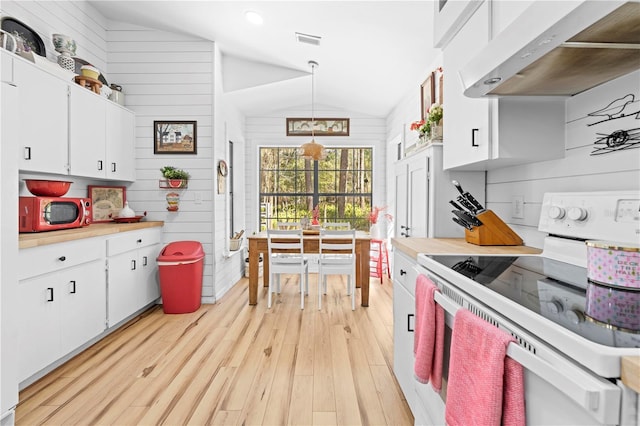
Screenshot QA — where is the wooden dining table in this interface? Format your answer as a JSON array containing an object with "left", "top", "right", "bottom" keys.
[{"left": 247, "top": 231, "right": 372, "bottom": 306}]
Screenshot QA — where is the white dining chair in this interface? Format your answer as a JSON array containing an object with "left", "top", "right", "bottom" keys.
[
  {"left": 318, "top": 229, "right": 356, "bottom": 310},
  {"left": 322, "top": 222, "right": 351, "bottom": 230},
  {"left": 275, "top": 221, "right": 301, "bottom": 230},
  {"left": 267, "top": 229, "right": 309, "bottom": 309}
]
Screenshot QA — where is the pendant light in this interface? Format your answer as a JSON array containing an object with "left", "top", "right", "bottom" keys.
[{"left": 298, "top": 60, "right": 326, "bottom": 161}]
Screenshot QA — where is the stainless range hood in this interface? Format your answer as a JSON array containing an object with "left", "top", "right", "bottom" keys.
[{"left": 460, "top": 1, "right": 640, "bottom": 98}]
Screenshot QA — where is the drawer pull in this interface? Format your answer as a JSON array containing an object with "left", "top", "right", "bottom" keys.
[
  {"left": 97, "top": 160, "right": 103, "bottom": 171},
  {"left": 471, "top": 128, "right": 479, "bottom": 147},
  {"left": 46, "top": 287, "right": 54, "bottom": 302},
  {"left": 131, "top": 259, "right": 136, "bottom": 270},
  {"left": 59, "top": 256, "right": 66, "bottom": 262},
  {"left": 400, "top": 269, "right": 407, "bottom": 276},
  {"left": 142, "top": 256, "right": 148, "bottom": 267},
  {"left": 69, "top": 280, "right": 76, "bottom": 294},
  {"left": 24, "top": 146, "right": 31, "bottom": 160},
  {"left": 111, "top": 162, "right": 117, "bottom": 172},
  {"left": 407, "top": 314, "right": 414, "bottom": 332}
]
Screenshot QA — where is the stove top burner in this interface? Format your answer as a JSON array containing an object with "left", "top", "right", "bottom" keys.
[{"left": 427, "top": 254, "right": 640, "bottom": 348}]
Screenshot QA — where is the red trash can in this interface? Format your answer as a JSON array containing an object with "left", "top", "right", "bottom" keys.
[{"left": 157, "top": 241, "right": 204, "bottom": 314}]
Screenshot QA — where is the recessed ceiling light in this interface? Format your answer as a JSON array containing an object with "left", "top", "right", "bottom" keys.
[{"left": 245, "top": 11, "right": 263, "bottom": 25}]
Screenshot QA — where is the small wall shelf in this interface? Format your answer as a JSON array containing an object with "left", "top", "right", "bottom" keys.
[{"left": 159, "top": 179, "right": 188, "bottom": 189}]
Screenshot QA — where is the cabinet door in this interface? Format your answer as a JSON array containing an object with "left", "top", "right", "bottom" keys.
[
  {"left": 138, "top": 243, "right": 161, "bottom": 306},
  {"left": 14, "top": 60, "right": 69, "bottom": 175},
  {"left": 407, "top": 154, "right": 429, "bottom": 238},
  {"left": 59, "top": 260, "right": 106, "bottom": 355},
  {"left": 107, "top": 250, "right": 139, "bottom": 327},
  {"left": 442, "top": 1, "right": 491, "bottom": 170},
  {"left": 106, "top": 103, "right": 135, "bottom": 181},
  {"left": 18, "top": 275, "right": 61, "bottom": 382},
  {"left": 394, "top": 162, "right": 408, "bottom": 238},
  {"left": 393, "top": 280, "right": 416, "bottom": 414},
  {"left": 69, "top": 84, "right": 106, "bottom": 178}
]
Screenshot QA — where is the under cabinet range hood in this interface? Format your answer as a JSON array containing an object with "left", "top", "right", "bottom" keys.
[{"left": 461, "top": 1, "right": 640, "bottom": 98}]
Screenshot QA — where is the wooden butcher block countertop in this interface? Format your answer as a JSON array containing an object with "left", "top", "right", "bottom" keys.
[
  {"left": 19, "top": 221, "right": 164, "bottom": 249},
  {"left": 392, "top": 238, "right": 640, "bottom": 394},
  {"left": 391, "top": 237, "right": 542, "bottom": 259}
]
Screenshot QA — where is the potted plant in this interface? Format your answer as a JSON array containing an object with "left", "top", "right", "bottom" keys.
[{"left": 160, "top": 166, "right": 190, "bottom": 188}]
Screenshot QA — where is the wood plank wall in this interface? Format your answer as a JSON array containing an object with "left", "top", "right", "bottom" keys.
[
  {"left": 244, "top": 108, "right": 388, "bottom": 234},
  {"left": 2, "top": 1, "right": 247, "bottom": 302},
  {"left": 387, "top": 68, "right": 640, "bottom": 249}
]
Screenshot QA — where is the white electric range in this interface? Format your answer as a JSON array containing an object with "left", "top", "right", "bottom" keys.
[{"left": 416, "top": 191, "right": 640, "bottom": 426}]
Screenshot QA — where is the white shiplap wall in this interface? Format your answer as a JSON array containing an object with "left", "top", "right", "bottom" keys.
[
  {"left": 4, "top": 1, "right": 246, "bottom": 303},
  {"left": 244, "top": 107, "right": 387, "bottom": 235},
  {"left": 486, "top": 71, "right": 640, "bottom": 248}
]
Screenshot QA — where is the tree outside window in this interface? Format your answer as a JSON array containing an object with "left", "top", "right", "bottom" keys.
[{"left": 259, "top": 147, "right": 372, "bottom": 230}]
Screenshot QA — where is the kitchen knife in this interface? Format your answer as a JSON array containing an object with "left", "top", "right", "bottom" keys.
[
  {"left": 449, "top": 200, "right": 464, "bottom": 211},
  {"left": 452, "top": 209, "right": 483, "bottom": 227},
  {"left": 452, "top": 217, "right": 473, "bottom": 230},
  {"left": 453, "top": 209, "right": 483, "bottom": 227},
  {"left": 457, "top": 195, "right": 477, "bottom": 213},
  {"left": 452, "top": 180, "right": 485, "bottom": 213}
]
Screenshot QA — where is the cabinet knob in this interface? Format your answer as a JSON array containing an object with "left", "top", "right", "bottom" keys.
[
  {"left": 137, "top": 239, "right": 142, "bottom": 244},
  {"left": 400, "top": 269, "right": 407, "bottom": 276},
  {"left": 59, "top": 256, "right": 66, "bottom": 261}
]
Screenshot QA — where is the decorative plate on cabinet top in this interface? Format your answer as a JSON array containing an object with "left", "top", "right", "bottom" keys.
[{"left": 1, "top": 17, "right": 45, "bottom": 57}]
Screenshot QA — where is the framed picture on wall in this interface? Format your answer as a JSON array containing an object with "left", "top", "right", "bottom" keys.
[
  {"left": 420, "top": 73, "right": 435, "bottom": 122},
  {"left": 154, "top": 121, "right": 197, "bottom": 154},
  {"left": 286, "top": 118, "right": 350, "bottom": 136}
]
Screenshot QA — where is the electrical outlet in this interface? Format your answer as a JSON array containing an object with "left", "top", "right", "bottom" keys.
[{"left": 512, "top": 196, "right": 524, "bottom": 219}]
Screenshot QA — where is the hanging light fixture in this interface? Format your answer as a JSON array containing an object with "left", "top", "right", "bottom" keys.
[{"left": 298, "top": 60, "right": 326, "bottom": 161}]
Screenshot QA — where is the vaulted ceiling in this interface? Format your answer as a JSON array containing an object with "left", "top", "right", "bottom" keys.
[{"left": 90, "top": 1, "right": 440, "bottom": 117}]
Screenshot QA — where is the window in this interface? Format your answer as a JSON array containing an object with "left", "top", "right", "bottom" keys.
[{"left": 259, "top": 147, "right": 372, "bottom": 230}]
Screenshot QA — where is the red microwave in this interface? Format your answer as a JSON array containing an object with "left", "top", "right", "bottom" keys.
[{"left": 19, "top": 197, "right": 92, "bottom": 233}]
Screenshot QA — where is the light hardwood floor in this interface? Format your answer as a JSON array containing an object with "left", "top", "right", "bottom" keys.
[{"left": 16, "top": 273, "right": 413, "bottom": 425}]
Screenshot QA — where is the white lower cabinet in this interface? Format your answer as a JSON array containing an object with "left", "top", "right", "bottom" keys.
[
  {"left": 393, "top": 249, "right": 446, "bottom": 426},
  {"left": 107, "top": 228, "right": 161, "bottom": 327},
  {"left": 18, "top": 238, "right": 106, "bottom": 382},
  {"left": 392, "top": 250, "right": 418, "bottom": 414}
]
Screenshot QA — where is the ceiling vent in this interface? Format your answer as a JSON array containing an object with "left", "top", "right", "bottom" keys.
[{"left": 295, "top": 32, "right": 321, "bottom": 46}]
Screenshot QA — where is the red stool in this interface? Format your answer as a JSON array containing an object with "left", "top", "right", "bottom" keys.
[{"left": 369, "top": 239, "right": 390, "bottom": 283}]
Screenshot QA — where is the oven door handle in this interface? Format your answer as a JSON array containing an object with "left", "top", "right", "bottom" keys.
[{"left": 432, "top": 289, "right": 622, "bottom": 425}]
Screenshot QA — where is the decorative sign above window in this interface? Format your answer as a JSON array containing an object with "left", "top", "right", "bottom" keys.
[
  {"left": 286, "top": 118, "right": 350, "bottom": 136},
  {"left": 154, "top": 121, "right": 197, "bottom": 154}
]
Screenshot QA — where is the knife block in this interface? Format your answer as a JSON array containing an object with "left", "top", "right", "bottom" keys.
[{"left": 464, "top": 210, "right": 523, "bottom": 246}]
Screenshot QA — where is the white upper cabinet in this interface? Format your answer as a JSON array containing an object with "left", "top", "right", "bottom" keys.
[
  {"left": 442, "top": 0, "right": 565, "bottom": 171},
  {"left": 69, "top": 84, "right": 107, "bottom": 178},
  {"left": 106, "top": 102, "right": 136, "bottom": 181},
  {"left": 8, "top": 53, "right": 136, "bottom": 181},
  {"left": 13, "top": 59, "right": 69, "bottom": 175}
]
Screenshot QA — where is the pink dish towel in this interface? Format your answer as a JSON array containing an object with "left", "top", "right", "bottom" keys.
[
  {"left": 445, "top": 308, "right": 525, "bottom": 426},
  {"left": 413, "top": 274, "right": 445, "bottom": 392}
]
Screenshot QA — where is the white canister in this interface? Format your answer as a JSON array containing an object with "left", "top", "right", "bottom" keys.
[{"left": 109, "top": 84, "right": 125, "bottom": 106}]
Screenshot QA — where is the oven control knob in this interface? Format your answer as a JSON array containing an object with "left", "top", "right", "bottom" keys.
[
  {"left": 566, "top": 309, "right": 585, "bottom": 325},
  {"left": 568, "top": 207, "right": 588, "bottom": 221},
  {"left": 548, "top": 206, "right": 565, "bottom": 220},
  {"left": 546, "top": 300, "right": 564, "bottom": 314}
]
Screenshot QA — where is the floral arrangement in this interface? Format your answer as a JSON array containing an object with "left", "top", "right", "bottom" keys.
[
  {"left": 311, "top": 204, "right": 320, "bottom": 225},
  {"left": 369, "top": 206, "right": 390, "bottom": 224},
  {"left": 427, "top": 103, "right": 443, "bottom": 125},
  {"left": 410, "top": 119, "right": 431, "bottom": 137}
]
